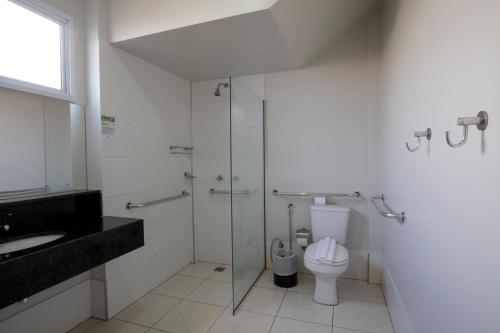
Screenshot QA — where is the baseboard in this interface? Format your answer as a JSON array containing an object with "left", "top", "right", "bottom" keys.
[{"left": 382, "top": 262, "right": 414, "bottom": 333}]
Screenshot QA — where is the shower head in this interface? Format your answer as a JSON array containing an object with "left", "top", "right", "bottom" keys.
[{"left": 214, "top": 82, "right": 229, "bottom": 96}]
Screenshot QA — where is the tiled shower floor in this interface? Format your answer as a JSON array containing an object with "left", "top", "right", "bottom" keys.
[{"left": 69, "top": 262, "right": 394, "bottom": 333}]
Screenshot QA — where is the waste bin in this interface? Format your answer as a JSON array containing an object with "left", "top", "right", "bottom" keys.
[{"left": 272, "top": 248, "right": 298, "bottom": 288}]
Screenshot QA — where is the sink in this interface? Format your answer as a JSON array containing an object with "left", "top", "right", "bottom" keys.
[
  {"left": 0, "top": 190, "right": 144, "bottom": 309},
  {"left": 0, "top": 233, "right": 65, "bottom": 255}
]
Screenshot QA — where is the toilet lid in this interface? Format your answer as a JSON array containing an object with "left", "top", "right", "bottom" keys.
[{"left": 305, "top": 242, "right": 349, "bottom": 266}]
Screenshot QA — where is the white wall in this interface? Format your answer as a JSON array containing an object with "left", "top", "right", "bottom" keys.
[
  {"left": 379, "top": 1, "right": 500, "bottom": 332},
  {"left": 192, "top": 80, "right": 232, "bottom": 264},
  {"left": 264, "top": 17, "right": 381, "bottom": 280},
  {"left": 96, "top": 43, "right": 193, "bottom": 318}
]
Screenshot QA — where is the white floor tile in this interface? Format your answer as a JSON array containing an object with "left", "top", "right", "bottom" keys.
[
  {"left": 208, "top": 266, "right": 232, "bottom": 282},
  {"left": 278, "top": 292, "right": 333, "bottom": 326},
  {"left": 86, "top": 319, "right": 148, "bottom": 333},
  {"left": 271, "top": 317, "right": 332, "bottom": 333},
  {"left": 333, "top": 299, "right": 394, "bottom": 333},
  {"left": 114, "top": 294, "right": 179, "bottom": 327},
  {"left": 288, "top": 274, "right": 315, "bottom": 294},
  {"left": 153, "top": 274, "right": 204, "bottom": 298},
  {"left": 153, "top": 300, "right": 224, "bottom": 333},
  {"left": 255, "top": 270, "right": 287, "bottom": 290},
  {"left": 186, "top": 280, "right": 233, "bottom": 306},
  {"left": 338, "top": 279, "right": 385, "bottom": 304},
  {"left": 67, "top": 318, "right": 103, "bottom": 333},
  {"left": 208, "top": 308, "right": 274, "bottom": 333},
  {"left": 332, "top": 327, "right": 367, "bottom": 333},
  {"left": 240, "top": 287, "right": 286, "bottom": 315},
  {"left": 179, "top": 262, "right": 219, "bottom": 278}
]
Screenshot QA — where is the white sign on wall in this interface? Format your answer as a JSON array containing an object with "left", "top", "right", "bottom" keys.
[{"left": 101, "top": 115, "right": 115, "bottom": 137}]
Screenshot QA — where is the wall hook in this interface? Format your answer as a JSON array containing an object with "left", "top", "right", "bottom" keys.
[
  {"left": 445, "top": 111, "right": 488, "bottom": 148},
  {"left": 405, "top": 128, "right": 432, "bottom": 152}
]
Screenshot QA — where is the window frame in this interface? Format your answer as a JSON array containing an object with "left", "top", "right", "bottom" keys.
[{"left": 0, "top": 0, "right": 75, "bottom": 102}]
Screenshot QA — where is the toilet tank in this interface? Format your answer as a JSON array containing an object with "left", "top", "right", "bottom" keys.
[{"left": 309, "top": 205, "right": 351, "bottom": 244}]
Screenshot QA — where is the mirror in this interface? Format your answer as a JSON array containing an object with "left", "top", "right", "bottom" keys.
[{"left": 0, "top": 88, "right": 87, "bottom": 199}]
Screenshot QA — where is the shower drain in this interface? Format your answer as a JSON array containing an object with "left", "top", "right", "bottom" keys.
[{"left": 214, "top": 267, "right": 226, "bottom": 272}]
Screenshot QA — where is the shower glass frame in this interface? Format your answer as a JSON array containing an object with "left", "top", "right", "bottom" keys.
[{"left": 230, "top": 77, "right": 266, "bottom": 313}]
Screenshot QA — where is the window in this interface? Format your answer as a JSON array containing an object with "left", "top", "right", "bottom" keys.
[{"left": 0, "top": 0, "right": 73, "bottom": 100}]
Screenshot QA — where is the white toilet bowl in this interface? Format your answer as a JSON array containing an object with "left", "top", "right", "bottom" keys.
[{"left": 304, "top": 242, "right": 349, "bottom": 305}]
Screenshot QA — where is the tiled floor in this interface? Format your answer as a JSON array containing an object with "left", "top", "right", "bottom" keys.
[{"left": 69, "top": 262, "right": 394, "bottom": 333}]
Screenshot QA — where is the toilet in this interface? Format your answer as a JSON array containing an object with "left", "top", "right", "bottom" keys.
[{"left": 304, "top": 204, "right": 351, "bottom": 305}]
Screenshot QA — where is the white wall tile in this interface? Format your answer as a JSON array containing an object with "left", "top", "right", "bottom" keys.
[
  {"left": 0, "top": 281, "right": 89, "bottom": 333},
  {"left": 197, "top": 235, "right": 232, "bottom": 264},
  {"left": 99, "top": 41, "right": 192, "bottom": 318},
  {"left": 106, "top": 262, "right": 152, "bottom": 318},
  {"left": 264, "top": 20, "right": 380, "bottom": 280},
  {"left": 102, "top": 117, "right": 149, "bottom": 157},
  {"left": 195, "top": 209, "right": 230, "bottom": 237},
  {"left": 102, "top": 157, "right": 149, "bottom": 197}
]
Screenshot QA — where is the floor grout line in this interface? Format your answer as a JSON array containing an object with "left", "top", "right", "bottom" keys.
[
  {"left": 339, "top": 296, "right": 387, "bottom": 305},
  {"left": 268, "top": 287, "right": 288, "bottom": 333},
  {"left": 113, "top": 317, "right": 154, "bottom": 329}
]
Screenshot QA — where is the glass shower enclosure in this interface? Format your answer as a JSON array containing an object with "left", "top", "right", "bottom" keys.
[
  {"left": 229, "top": 78, "right": 266, "bottom": 311},
  {"left": 190, "top": 77, "right": 265, "bottom": 312}
]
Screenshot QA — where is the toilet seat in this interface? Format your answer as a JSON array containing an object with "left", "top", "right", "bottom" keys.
[{"left": 304, "top": 242, "right": 349, "bottom": 267}]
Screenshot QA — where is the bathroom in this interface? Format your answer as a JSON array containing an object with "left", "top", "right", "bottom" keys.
[{"left": 0, "top": 0, "right": 498, "bottom": 332}]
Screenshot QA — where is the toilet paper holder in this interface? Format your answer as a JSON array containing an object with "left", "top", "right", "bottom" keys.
[{"left": 296, "top": 228, "right": 310, "bottom": 249}]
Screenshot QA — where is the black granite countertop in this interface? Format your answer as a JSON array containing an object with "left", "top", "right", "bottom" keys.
[
  {"left": 0, "top": 215, "right": 141, "bottom": 263},
  {"left": 0, "top": 191, "right": 144, "bottom": 309}
]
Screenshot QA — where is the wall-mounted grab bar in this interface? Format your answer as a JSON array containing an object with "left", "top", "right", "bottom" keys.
[
  {"left": 370, "top": 194, "right": 405, "bottom": 223},
  {"left": 405, "top": 128, "right": 432, "bottom": 152},
  {"left": 272, "top": 189, "right": 361, "bottom": 198},
  {"left": 209, "top": 188, "right": 251, "bottom": 195},
  {"left": 184, "top": 172, "right": 196, "bottom": 179},
  {"left": 126, "top": 191, "right": 190, "bottom": 209},
  {"left": 445, "top": 111, "right": 488, "bottom": 148},
  {"left": 170, "top": 145, "right": 194, "bottom": 155},
  {"left": 170, "top": 145, "right": 193, "bottom": 151}
]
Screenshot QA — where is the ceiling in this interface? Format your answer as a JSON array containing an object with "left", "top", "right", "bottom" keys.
[{"left": 112, "top": 0, "right": 379, "bottom": 81}]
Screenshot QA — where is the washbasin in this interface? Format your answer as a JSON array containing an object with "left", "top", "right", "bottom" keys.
[{"left": 0, "top": 233, "right": 65, "bottom": 255}]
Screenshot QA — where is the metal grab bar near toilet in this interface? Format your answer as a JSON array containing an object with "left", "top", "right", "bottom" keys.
[
  {"left": 272, "top": 189, "right": 361, "bottom": 198},
  {"left": 370, "top": 194, "right": 406, "bottom": 223},
  {"left": 126, "top": 191, "right": 190, "bottom": 209}
]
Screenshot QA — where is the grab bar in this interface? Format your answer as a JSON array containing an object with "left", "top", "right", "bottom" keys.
[
  {"left": 169, "top": 145, "right": 193, "bottom": 151},
  {"left": 209, "top": 188, "right": 252, "bottom": 195},
  {"left": 126, "top": 191, "right": 190, "bottom": 209},
  {"left": 170, "top": 145, "right": 194, "bottom": 155},
  {"left": 370, "top": 194, "right": 406, "bottom": 223},
  {"left": 0, "top": 186, "right": 48, "bottom": 198},
  {"left": 272, "top": 189, "right": 361, "bottom": 198}
]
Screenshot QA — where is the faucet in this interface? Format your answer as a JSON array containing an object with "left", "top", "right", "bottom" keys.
[{"left": 0, "top": 214, "right": 11, "bottom": 236}]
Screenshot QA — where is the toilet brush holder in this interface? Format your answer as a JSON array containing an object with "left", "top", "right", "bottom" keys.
[{"left": 272, "top": 248, "right": 298, "bottom": 288}]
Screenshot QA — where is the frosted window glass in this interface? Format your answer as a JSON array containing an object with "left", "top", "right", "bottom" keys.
[{"left": 0, "top": 0, "right": 62, "bottom": 90}]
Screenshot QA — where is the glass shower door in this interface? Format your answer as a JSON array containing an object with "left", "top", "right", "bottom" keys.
[{"left": 230, "top": 78, "right": 265, "bottom": 311}]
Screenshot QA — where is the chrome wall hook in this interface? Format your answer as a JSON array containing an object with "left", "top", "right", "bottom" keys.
[
  {"left": 445, "top": 111, "right": 488, "bottom": 148},
  {"left": 405, "top": 128, "right": 432, "bottom": 152}
]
